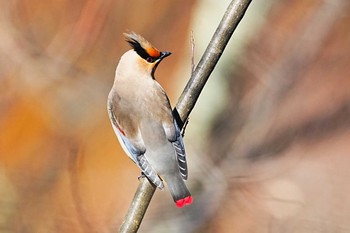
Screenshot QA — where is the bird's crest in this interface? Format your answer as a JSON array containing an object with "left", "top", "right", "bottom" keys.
[{"left": 124, "top": 32, "right": 161, "bottom": 60}]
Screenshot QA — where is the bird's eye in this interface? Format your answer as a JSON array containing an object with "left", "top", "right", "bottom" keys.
[{"left": 146, "top": 57, "right": 154, "bottom": 63}]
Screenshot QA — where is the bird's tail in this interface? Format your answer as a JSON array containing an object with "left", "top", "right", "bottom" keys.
[{"left": 166, "top": 175, "right": 193, "bottom": 208}]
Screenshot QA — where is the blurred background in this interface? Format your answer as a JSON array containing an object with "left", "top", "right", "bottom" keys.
[{"left": 1, "top": 0, "right": 350, "bottom": 232}]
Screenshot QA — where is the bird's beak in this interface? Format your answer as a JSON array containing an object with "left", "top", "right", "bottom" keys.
[
  {"left": 151, "top": 51, "right": 171, "bottom": 78},
  {"left": 159, "top": 51, "right": 172, "bottom": 60}
]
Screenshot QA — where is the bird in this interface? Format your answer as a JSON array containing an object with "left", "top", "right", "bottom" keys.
[{"left": 107, "top": 32, "right": 192, "bottom": 208}]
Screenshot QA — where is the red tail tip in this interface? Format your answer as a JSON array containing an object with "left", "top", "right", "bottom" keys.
[{"left": 175, "top": 196, "right": 193, "bottom": 208}]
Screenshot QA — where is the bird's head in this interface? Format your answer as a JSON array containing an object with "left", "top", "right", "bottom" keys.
[{"left": 123, "top": 32, "right": 171, "bottom": 78}]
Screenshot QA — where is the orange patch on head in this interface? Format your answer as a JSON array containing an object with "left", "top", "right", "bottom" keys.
[{"left": 146, "top": 47, "right": 160, "bottom": 58}]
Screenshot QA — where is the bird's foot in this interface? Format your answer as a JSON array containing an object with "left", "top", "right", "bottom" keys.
[{"left": 138, "top": 172, "right": 146, "bottom": 181}]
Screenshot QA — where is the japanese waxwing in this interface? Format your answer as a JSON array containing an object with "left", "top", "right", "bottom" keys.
[{"left": 107, "top": 32, "right": 193, "bottom": 208}]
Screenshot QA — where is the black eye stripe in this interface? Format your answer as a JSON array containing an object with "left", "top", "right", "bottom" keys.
[{"left": 126, "top": 38, "right": 158, "bottom": 63}]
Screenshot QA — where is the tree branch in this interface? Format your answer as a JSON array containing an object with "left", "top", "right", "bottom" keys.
[
  {"left": 175, "top": 0, "right": 252, "bottom": 123},
  {"left": 119, "top": 0, "right": 253, "bottom": 232}
]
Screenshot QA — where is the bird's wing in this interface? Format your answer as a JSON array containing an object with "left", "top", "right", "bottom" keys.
[
  {"left": 107, "top": 98, "right": 164, "bottom": 189},
  {"left": 155, "top": 84, "right": 189, "bottom": 181},
  {"left": 172, "top": 119, "right": 188, "bottom": 180}
]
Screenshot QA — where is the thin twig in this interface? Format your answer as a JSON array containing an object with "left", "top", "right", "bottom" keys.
[
  {"left": 190, "top": 30, "right": 195, "bottom": 75},
  {"left": 119, "top": 0, "right": 253, "bottom": 232}
]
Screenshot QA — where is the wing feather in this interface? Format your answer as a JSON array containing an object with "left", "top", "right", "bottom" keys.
[
  {"left": 107, "top": 100, "right": 164, "bottom": 189},
  {"left": 155, "top": 84, "right": 189, "bottom": 181},
  {"left": 172, "top": 119, "right": 188, "bottom": 180}
]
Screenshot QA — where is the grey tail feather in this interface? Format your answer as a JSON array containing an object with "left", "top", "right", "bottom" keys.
[
  {"left": 166, "top": 175, "right": 191, "bottom": 202},
  {"left": 173, "top": 141, "right": 188, "bottom": 180},
  {"left": 137, "top": 155, "right": 164, "bottom": 189}
]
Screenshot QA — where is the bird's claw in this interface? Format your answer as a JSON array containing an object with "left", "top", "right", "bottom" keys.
[{"left": 138, "top": 172, "right": 146, "bottom": 181}]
